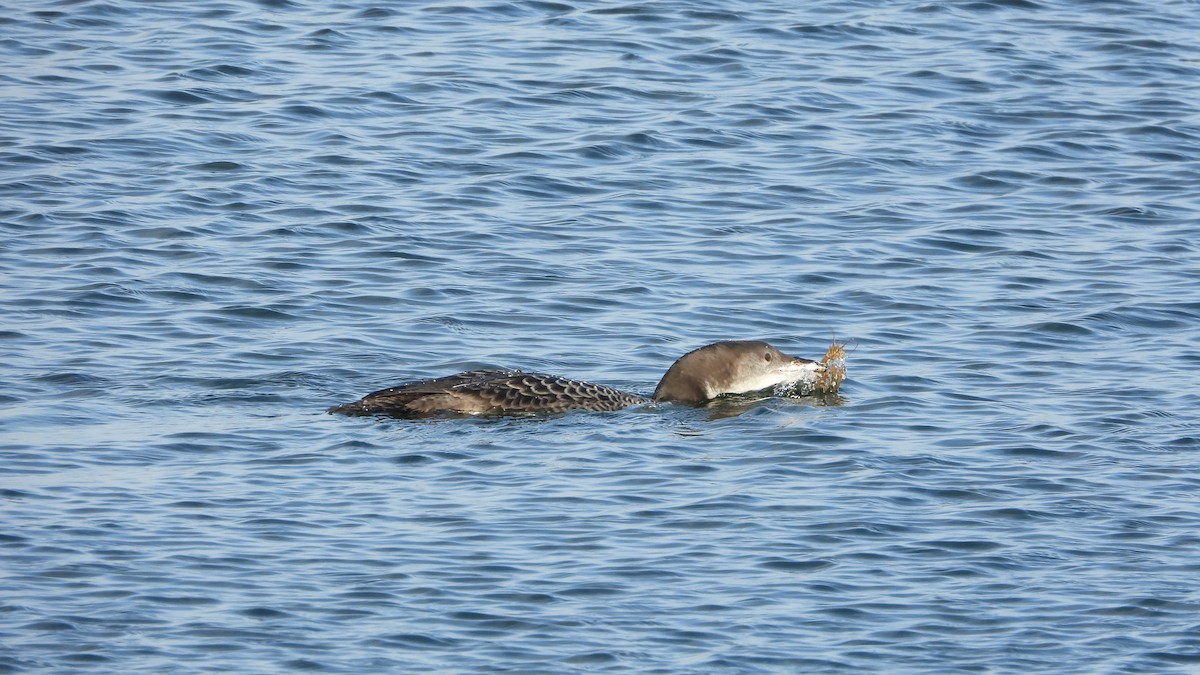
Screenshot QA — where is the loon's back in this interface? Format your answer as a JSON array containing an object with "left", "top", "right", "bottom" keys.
[{"left": 327, "top": 369, "right": 649, "bottom": 417}]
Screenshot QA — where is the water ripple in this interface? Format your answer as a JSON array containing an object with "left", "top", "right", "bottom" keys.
[{"left": 3, "top": 0, "right": 1200, "bottom": 671}]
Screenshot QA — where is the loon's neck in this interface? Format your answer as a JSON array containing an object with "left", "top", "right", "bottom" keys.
[{"left": 652, "top": 343, "right": 740, "bottom": 404}]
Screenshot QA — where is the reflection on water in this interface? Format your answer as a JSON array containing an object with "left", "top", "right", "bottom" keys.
[{"left": 704, "top": 393, "right": 847, "bottom": 421}]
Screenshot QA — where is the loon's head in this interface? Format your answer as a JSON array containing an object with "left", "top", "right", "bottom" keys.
[{"left": 652, "top": 341, "right": 822, "bottom": 405}]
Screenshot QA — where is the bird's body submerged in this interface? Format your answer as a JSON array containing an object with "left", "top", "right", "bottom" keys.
[
  {"left": 328, "top": 340, "right": 844, "bottom": 418},
  {"left": 327, "top": 369, "right": 648, "bottom": 417}
]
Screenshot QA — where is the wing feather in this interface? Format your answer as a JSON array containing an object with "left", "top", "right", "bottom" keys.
[{"left": 329, "top": 370, "right": 647, "bottom": 417}]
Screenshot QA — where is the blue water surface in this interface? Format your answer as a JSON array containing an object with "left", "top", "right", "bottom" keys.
[{"left": 2, "top": 0, "right": 1200, "bottom": 672}]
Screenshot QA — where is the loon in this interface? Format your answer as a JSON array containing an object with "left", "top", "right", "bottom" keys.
[{"left": 328, "top": 340, "right": 844, "bottom": 418}]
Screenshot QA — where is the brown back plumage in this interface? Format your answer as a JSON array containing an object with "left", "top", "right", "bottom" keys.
[{"left": 327, "top": 369, "right": 648, "bottom": 417}]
